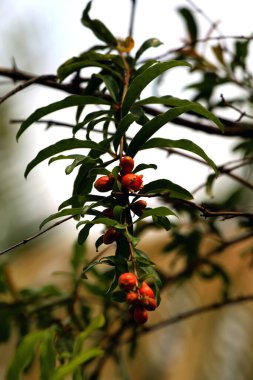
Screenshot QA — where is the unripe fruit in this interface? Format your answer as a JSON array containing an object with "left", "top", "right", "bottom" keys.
[
  {"left": 126, "top": 292, "right": 139, "bottom": 304},
  {"left": 94, "top": 175, "right": 114, "bottom": 192},
  {"left": 141, "top": 296, "right": 157, "bottom": 311},
  {"left": 130, "top": 200, "right": 147, "bottom": 216},
  {"left": 121, "top": 173, "right": 143, "bottom": 192},
  {"left": 139, "top": 281, "right": 155, "bottom": 298},
  {"left": 103, "top": 228, "right": 119, "bottom": 244},
  {"left": 120, "top": 156, "right": 134, "bottom": 174},
  {"left": 118, "top": 273, "right": 137, "bottom": 291},
  {"left": 133, "top": 306, "right": 148, "bottom": 324}
]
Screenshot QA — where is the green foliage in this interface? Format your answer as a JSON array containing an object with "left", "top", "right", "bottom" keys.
[{"left": 4, "top": 1, "right": 253, "bottom": 379}]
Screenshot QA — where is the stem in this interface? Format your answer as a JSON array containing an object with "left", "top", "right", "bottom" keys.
[{"left": 129, "top": 0, "right": 137, "bottom": 37}]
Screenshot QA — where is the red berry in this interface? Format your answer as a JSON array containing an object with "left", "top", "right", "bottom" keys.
[
  {"left": 141, "top": 296, "right": 157, "bottom": 311},
  {"left": 121, "top": 173, "right": 143, "bottom": 192},
  {"left": 133, "top": 306, "right": 148, "bottom": 324},
  {"left": 118, "top": 273, "right": 137, "bottom": 291},
  {"left": 130, "top": 200, "right": 147, "bottom": 216},
  {"left": 103, "top": 228, "right": 119, "bottom": 244},
  {"left": 139, "top": 281, "right": 155, "bottom": 298},
  {"left": 120, "top": 156, "right": 134, "bottom": 174},
  {"left": 126, "top": 292, "right": 139, "bottom": 304},
  {"left": 94, "top": 175, "right": 114, "bottom": 192},
  {"left": 102, "top": 208, "right": 114, "bottom": 219}
]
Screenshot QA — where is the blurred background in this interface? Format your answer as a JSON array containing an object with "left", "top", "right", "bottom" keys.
[{"left": 1, "top": 0, "right": 253, "bottom": 379}]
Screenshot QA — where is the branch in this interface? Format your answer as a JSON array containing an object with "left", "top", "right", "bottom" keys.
[
  {"left": 0, "top": 74, "right": 56, "bottom": 105},
  {"left": 142, "top": 293, "right": 253, "bottom": 334},
  {"left": 2, "top": 66, "right": 253, "bottom": 138},
  {"left": 0, "top": 215, "right": 74, "bottom": 256}
]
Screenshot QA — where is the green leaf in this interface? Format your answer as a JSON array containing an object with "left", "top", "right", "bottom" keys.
[
  {"left": 81, "top": 1, "right": 117, "bottom": 46},
  {"left": 73, "top": 110, "right": 111, "bottom": 135},
  {"left": 17, "top": 95, "right": 111, "bottom": 139},
  {"left": 76, "top": 217, "right": 126, "bottom": 230},
  {"left": 78, "top": 224, "right": 93, "bottom": 245},
  {"left": 122, "top": 60, "right": 191, "bottom": 116},
  {"left": 140, "top": 179, "right": 193, "bottom": 200},
  {"left": 49, "top": 154, "right": 86, "bottom": 165},
  {"left": 133, "top": 163, "right": 157, "bottom": 173},
  {"left": 58, "top": 194, "right": 104, "bottom": 211},
  {"left": 113, "top": 113, "right": 138, "bottom": 152},
  {"left": 58, "top": 59, "right": 121, "bottom": 82},
  {"left": 6, "top": 331, "right": 44, "bottom": 380},
  {"left": 71, "top": 240, "right": 86, "bottom": 272},
  {"left": 25, "top": 138, "right": 107, "bottom": 177},
  {"left": 39, "top": 208, "right": 84, "bottom": 229},
  {"left": 73, "top": 315, "right": 105, "bottom": 355},
  {"left": 95, "top": 73, "right": 120, "bottom": 101},
  {"left": 135, "top": 38, "right": 163, "bottom": 61},
  {"left": 135, "top": 95, "right": 224, "bottom": 132},
  {"left": 51, "top": 348, "right": 104, "bottom": 380},
  {"left": 40, "top": 328, "right": 57, "bottom": 380},
  {"left": 178, "top": 7, "right": 198, "bottom": 44},
  {"left": 153, "top": 215, "right": 171, "bottom": 230},
  {"left": 141, "top": 138, "right": 218, "bottom": 175},
  {"left": 138, "top": 206, "right": 176, "bottom": 220}
]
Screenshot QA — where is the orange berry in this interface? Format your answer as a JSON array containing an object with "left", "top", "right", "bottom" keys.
[
  {"left": 139, "top": 281, "right": 155, "bottom": 298},
  {"left": 133, "top": 305, "right": 148, "bottom": 324},
  {"left": 94, "top": 175, "right": 114, "bottom": 192},
  {"left": 141, "top": 296, "right": 157, "bottom": 311},
  {"left": 120, "top": 156, "right": 134, "bottom": 174},
  {"left": 121, "top": 173, "right": 143, "bottom": 192},
  {"left": 126, "top": 292, "right": 139, "bottom": 304},
  {"left": 118, "top": 273, "right": 137, "bottom": 291}
]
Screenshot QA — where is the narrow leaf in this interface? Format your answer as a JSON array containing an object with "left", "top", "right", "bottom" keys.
[
  {"left": 122, "top": 60, "right": 191, "bottom": 116},
  {"left": 25, "top": 138, "right": 107, "bottom": 177},
  {"left": 81, "top": 1, "right": 117, "bottom": 46},
  {"left": 140, "top": 179, "right": 193, "bottom": 200},
  {"left": 135, "top": 38, "right": 163, "bottom": 61},
  {"left": 51, "top": 348, "right": 104, "bottom": 380},
  {"left": 39, "top": 208, "right": 84, "bottom": 230},
  {"left": 135, "top": 95, "right": 224, "bottom": 132},
  {"left": 113, "top": 113, "right": 137, "bottom": 152},
  {"left": 138, "top": 206, "right": 176, "bottom": 220},
  {"left": 141, "top": 138, "right": 218, "bottom": 175},
  {"left": 17, "top": 95, "right": 111, "bottom": 139}
]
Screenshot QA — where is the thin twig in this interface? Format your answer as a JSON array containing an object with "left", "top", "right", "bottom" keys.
[
  {"left": 0, "top": 75, "right": 56, "bottom": 105},
  {"left": 0, "top": 215, "right": 74, "bottom": 256},
  {"left": 142, "top": 293, "right": 253, "bottom": 334},
  {"left": 129, "top": 0, "right": 137, "bottom": 37}
]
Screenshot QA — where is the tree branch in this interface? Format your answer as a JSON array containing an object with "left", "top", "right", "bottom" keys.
[{"left": 0, "top": 215, "right": 74, "bottom": 256}]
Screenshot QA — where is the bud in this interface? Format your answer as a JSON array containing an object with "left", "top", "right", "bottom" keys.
[
  {"left": 139, "top": 281, "right": 155, "bottom": 298},
  {"left": 118, "top": 272, "right": 137, "bottom": 291},
  {"left": 94, "top": 174, "right": 114, "bottom": 192},
  {"left": 103, "top": 228, "right": 119, "bottom": 244},
  {"left": 120, "top": 156, "right": 134, "bottom": 174},
  {"left": 130, "top": 200, "right": 147, "bottom": 216},
  {"left": 133, "top": 305, "right": 148, "bottom": 324},
  {"left": 121, "top": 173, "right": 143, "bottom": 192}
]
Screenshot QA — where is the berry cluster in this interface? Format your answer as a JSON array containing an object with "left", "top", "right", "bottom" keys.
[
  {"left": 94, "top": 156, "right": 143, "bottom": 193},
  {"left": 118, "top": 273, "right": 157, "bottom": 324}
]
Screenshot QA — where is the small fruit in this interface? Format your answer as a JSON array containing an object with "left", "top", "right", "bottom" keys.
[
  {"left": 126, "top": 292, "right": 139, "bottom": 304},
  {"left": 130, "top": 200, "right": 147, "bottom": 216},
  {"left": 103, "top": 228, "right": 119, "bottom": 244},
  {"left": 102, "top": 208, "right": 114, "bottom": 219},
  {"left": 141, "top": 296, "right": 157, "bottom": 311},
  {"left": 139, "top": 281, "right": 155, "bottom": 298},
  {"left": 94, "top": 175, "right": 114, "bottom": 192},
  {"left": 133, "top": 305, "right": 148, "bottom": 324},
  {"left": 120, "top": 156, "right": 134, "bottom": 174},
  {"left": 121, "top": 173, "right": 143, "bottom": 192},
  {"left": 118, "top": 273, "right": 137, "bottom": 291}
]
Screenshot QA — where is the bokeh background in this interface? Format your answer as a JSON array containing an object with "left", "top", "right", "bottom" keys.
[{"left": 1, "top": 1, "right": 253, "bottom": 379}]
